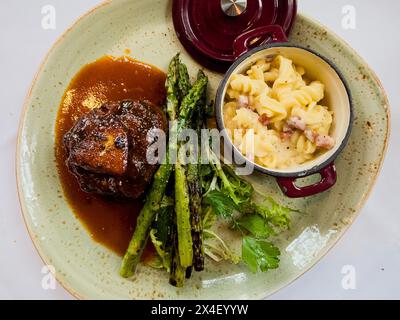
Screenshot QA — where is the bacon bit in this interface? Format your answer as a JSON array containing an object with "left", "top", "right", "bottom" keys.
[
  {"left": 304, "top": 128, "right": 317, "bottom": 143},
  {"left": 281, "top": 125, "right": 293, "bottom": 140},
  {"left": 237, "top": 95, "right": 249, "bottom": 108},
  {"left": 258, "top": 114, "right": 271, "bottom": 126},
  {"left": 315, "top": 135, "right": 335, "bottom": 149},
  {"left": 304, "top": 128, "right": 335, "bottom": 149},
  {"left": 281, "top": 131, "right": 293, "bottom": 140},
  {"left": 287, "top": 116, "right": 306, "bottom": 131},
  {"left": 282, "top": 124, "right": 292, "bottom": 133}
]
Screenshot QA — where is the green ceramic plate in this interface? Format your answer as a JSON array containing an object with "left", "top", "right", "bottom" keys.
[{"left": 16, "top": 0, "right": 390, "bottom": 299}]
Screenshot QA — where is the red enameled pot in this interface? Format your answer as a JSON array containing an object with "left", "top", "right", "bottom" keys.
[{"left": 215, "top": 29, "right": 353, "bottom": 198}]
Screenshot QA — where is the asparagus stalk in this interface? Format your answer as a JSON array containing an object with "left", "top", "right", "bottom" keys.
[
  {"left": 177, "top": 62, "right": 194, "bottom": 277},
  {"left": 185, "top": 267, "right": 193, "bottom": 279},
  {"left": 169, "top": 225, "right": 186, "bottom": 287},
  {"left": 177, "top": 76, "right": 208, "bottom": 131},
  {"left": 120, "top": 161, "right": 173, "bottom": 277},
  {"left": 187, "top": 162, "right": 204, "bottom": 271},
  {"left": 177, "top": 62, "right": 191, "bottom": 101},
  {"left": 187, "top": 70, "right": 207, "bottom": 272},
  {"left": 174, "top": 74, "right": 208, "bottom": 269},
  {"left": 120, "top": 55, "right": 180, "bottom": 278},
  {"left": 166, "top": 53, "right": 180, "bottom": 121},
  {"left": 174, "top": 161, "right": 193, "bottom": 268}
]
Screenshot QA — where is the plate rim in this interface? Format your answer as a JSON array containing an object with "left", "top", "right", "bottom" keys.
[{"left": 15, "top": 1, "right": 391, "bottom": 300}]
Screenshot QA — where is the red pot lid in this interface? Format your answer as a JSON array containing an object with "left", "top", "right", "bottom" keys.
[{"left": 173, "top": 0, "right": 297, "bottom": 72}]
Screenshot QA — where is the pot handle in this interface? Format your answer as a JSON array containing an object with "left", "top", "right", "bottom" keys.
[
  {"left": 276, "top": 163, "right": 337, "bottom": 198},
  {"left": 233, "top": 25, "right": 288, "bottom": 59}
]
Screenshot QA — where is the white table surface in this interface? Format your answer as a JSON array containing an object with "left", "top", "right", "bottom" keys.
[{"left": 0, "top": 0, "right": 399, "bottom": 300}]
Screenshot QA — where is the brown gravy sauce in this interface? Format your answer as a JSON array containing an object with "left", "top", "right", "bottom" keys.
[{"left": 55, "top": 56, "right": 166, "bottom": 257}]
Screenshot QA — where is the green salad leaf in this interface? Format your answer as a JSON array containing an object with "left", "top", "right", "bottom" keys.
[
  {"left": 254, "top": 197, "right": 295, "bottom": 230},
  {"left": 200, "top": 144, "right": 299, "bottom": 274},
  {"left": 149, "top": 196, "right": 174, "bottom": 272},
  {"left": 236, "top": 214, "right": 274, "bottom": 239},
  {"left": 203, "top": 190, "right": 239, "bottom": 218},
  {"left": 242, "top": 237, "right": 280, "bottom": 273},
  {"left": 203, "top": 229, "right": 241, "bottom": 264},
  {"left": 220, "top": 164, "right": 253, "bottom": 206}
]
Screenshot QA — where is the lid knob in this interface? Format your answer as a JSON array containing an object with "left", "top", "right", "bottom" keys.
[{"left": 221, "top": 0, "right": 247, "bottom": 17}]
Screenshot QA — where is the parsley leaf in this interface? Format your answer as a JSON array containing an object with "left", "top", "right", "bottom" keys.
[
  {"left": 236, "top": 214, "right": 274, "bottom": 238},
  {"left": 203, "top": 190, "right": 239, "bottom": 218},
  {"left": 242, "top": 237, "right": 280, "bottom": 273}
]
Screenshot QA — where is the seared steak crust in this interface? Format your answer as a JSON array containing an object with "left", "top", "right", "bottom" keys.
[{"left": 64, "top": 100, "right": 166, "bottom": 198}]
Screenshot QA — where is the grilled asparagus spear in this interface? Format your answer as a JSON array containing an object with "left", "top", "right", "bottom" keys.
[
  {"left": 166, "top": 53, "right": 180, "bottom": 121},
  {"left": 177, "top": 61, "right": 191, "bottom": 101},
  {"left": 120, "top": 160, "right": 173, "bottom": 277},
  {"left": 187, "top": 70, "right": 207, "bottom": 271},
  {"left": 174, "top": 160, "right": 193, "bottom": 268},
  {"left": 120, "top": 55, "right": 180, "bottom": 278},
  {"left": 174, "top": 74, "right": 208, "bottom": 269},
  {"left": 169, "top": 223, "right": 186, "bottom": 287}
]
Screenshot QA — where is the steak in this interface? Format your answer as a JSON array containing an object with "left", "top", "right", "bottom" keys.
[{"left": 64, "top": 100, "right": 167, "bottom": 198}]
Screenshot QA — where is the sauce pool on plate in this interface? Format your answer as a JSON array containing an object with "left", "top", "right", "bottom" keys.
[{"left": 55, "top": 55, "right": 166, "bottom": 257}]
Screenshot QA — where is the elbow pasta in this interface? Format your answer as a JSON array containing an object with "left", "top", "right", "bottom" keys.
[{"left": 223, "top": 55, "right": 335, "bottom": 169}]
